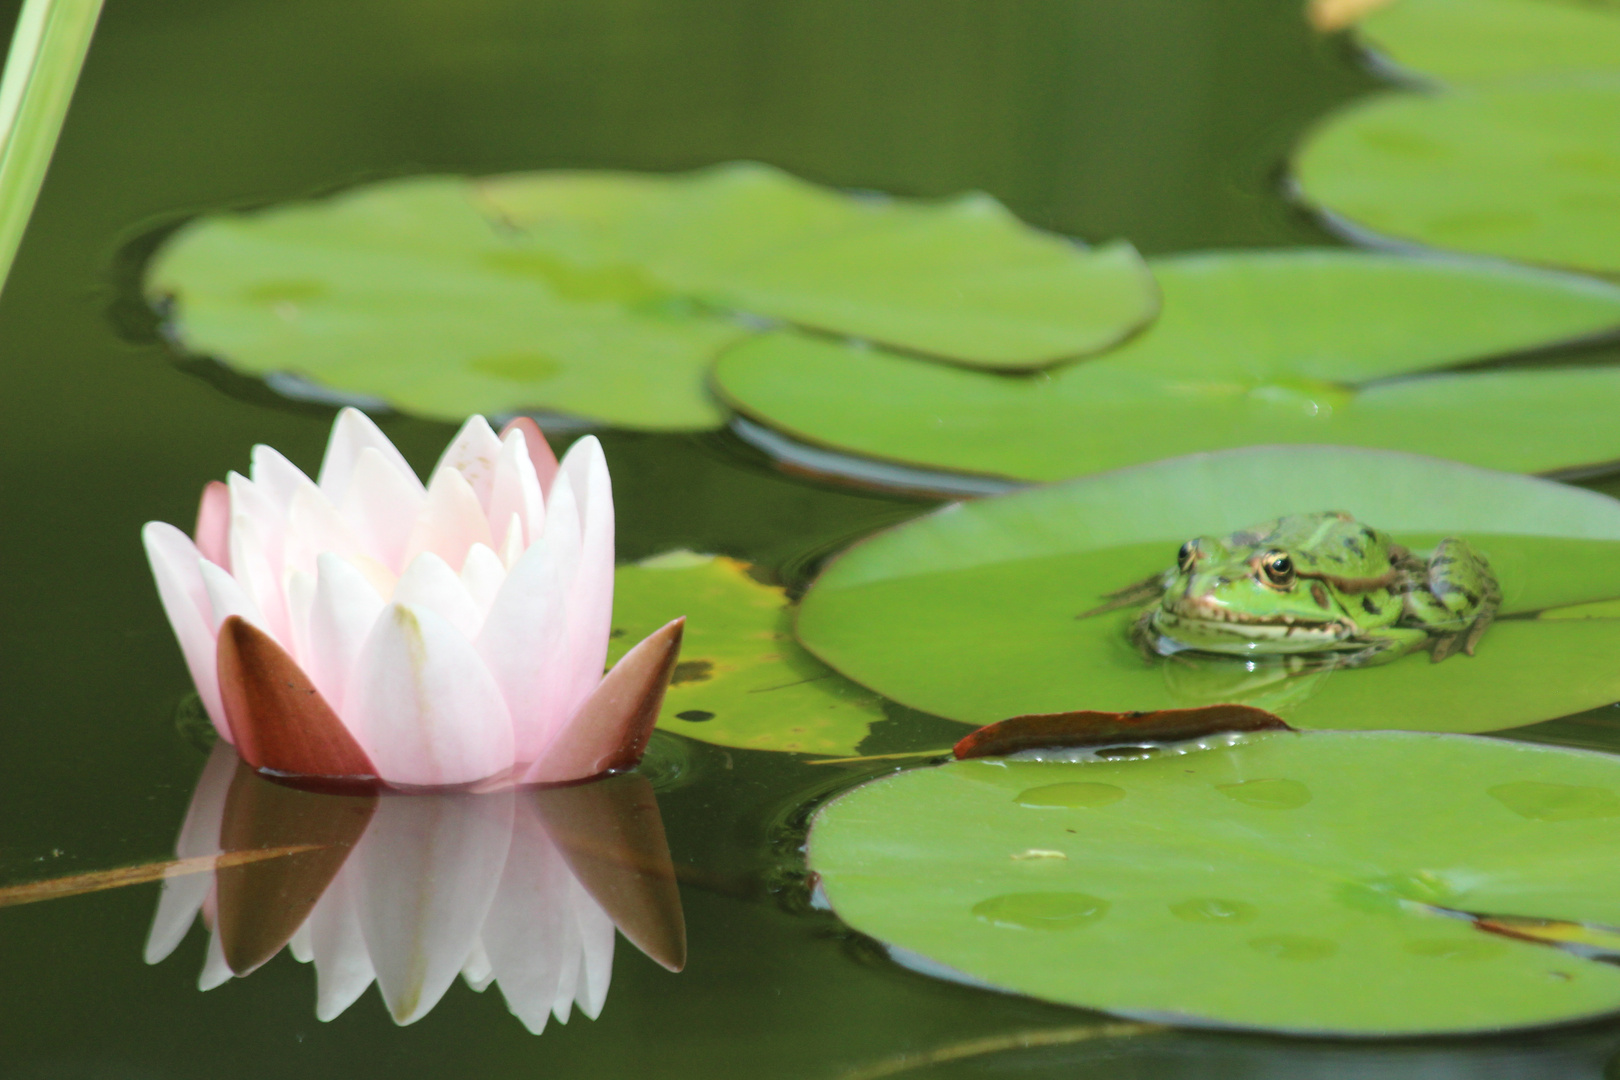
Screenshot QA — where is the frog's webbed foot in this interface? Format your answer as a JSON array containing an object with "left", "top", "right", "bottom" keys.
[
  {"left": 1415, "top": 537, "right": 1502, "bottom": 663},
  {"left": 1428, "top": 592, "right": 1500, "bottom": 663},
  {"left": 1078, "top": 571, "right": 1167, "bottom": 620},
  {"left": 1128, "top": 607, "right": 1163, "bottom": 662}
]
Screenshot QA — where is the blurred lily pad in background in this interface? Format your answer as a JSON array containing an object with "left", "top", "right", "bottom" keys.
[
  {"left": 794, "top": 446, "right": 1620, "bottom": 732},
  {"left": 1350, "top": 0, "right": 1620, "bottom": 83},
  {"left": 1293, "top": 76, "right": 1620, "bottom": 275},
  {"left": 146, "top": 163, "right": 1156, "bottom": 429},
  {"left": 808, "top": 731, "right": 1620, "bottom": 1034},
  {"left": 608, "top": 551, "right": 886, "bottom": 755},
  {"left": 715, "top": 249, "right": 1620, "bottom": 483}
]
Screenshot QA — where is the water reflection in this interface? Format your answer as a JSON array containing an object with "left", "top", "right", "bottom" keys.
[{"left": 144, "top": 744, "right": 685, "bottom": 1032}]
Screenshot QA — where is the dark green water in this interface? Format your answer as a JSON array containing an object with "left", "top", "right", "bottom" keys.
[{"left": 6, "top": 0, "right": 1620, "bottom": 1076}]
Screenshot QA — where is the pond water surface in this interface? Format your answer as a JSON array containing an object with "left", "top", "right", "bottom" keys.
[{"left": 8, "top": 1, "right": 1620, "bottom": 1077}]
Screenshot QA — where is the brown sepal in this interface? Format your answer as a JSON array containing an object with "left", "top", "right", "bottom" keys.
[
  {"left": 216, "top": 616, "right": 378, "bottom": 780},
  {"left": 953, "top": 704, "right": 1293, "bottom": 760},
  {"left": 523, "top": 617, "right": 684, "bottom": 784}
]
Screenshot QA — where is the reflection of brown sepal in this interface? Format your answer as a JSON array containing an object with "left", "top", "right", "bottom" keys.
[
  {"left": 215, "top": 759, "right": 377, "bottom": 975},
  {"left": 532, "top": 773, "right": 686, "bottom": 973},
  {"left": 523, "top": 617, "right": 685, "bottom": 784},
  {"left": 216, "top": 616, "right": 378, "bottom": 780},
  {"left": 953, "top": 704, "right": 1293, "bottom": 760}
]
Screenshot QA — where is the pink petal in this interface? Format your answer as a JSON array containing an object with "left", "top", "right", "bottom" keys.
[
  {"left": 199, "top": 559, "right": 265, "bottom": 633},
  {"left": 193, "top": 481, "right": 231, "bottom": 571},
  {"left": 522, "top": 617, "right": 684, "bottom": 784},
  {"left": 250, "top": 443, "right": 314, "bottom": 514},
  {"left": 352, "top": 791, "right": 514, "bottom": 1024},
  {"left": 393, "top": 552, "right": 484, "bottom": 642},
  {"left": 499, "top": 416, "right": 559, "bottom": 496},
  {"left": 282, "top": 480, "right": 365, "bottom": 581},
  {"left": 557, "top": 436, "right": 615, "bottom": 719},
  {"left": 399, "top": 466, "right": 495, "bottom": 575},
  {"left": 305, "top": 553, "right": 386, "bottom": 714},
  {"left": 347, "top": 603, "right": 516, "bottom": 787},
  {"left": 216, "top": 616, "right": 379, "bottom": 780},
  {"left": 318, "top": 407, "right": 423, "bottom": 506},
  {"left": 459, "top": 543, "right": 507, "bottom": 621},
  {"left": 433, "top": 414, "right": 504, "bottom": 511},
  {"left": 227, "top": 475, "right": 291, "bottom": 644},
  {"left": 476, "top": 540, "right": 571, "bottom": 762},
  {"left": 142, "top": 522, "right": 228, "bottom": 739},
  {"left": 486, "top": 428, "right": 545, "bottom": 551},
  {"left": 339, "top": 447, "right": 426, "bottom": 573}
]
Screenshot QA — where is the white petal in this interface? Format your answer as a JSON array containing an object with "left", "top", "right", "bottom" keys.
[
  {"left": 487, "top": 428, "right": 545, "bottom": 550},
  {"left": 282, "top": 480, "right": 365, "bottom": 581},
  {"left": 251, "top": 444, "right": 314, "bottom": 514},
  {"left": 400, "top": 466, "right": 495, "bottom": 575},
  {"left": 340, "top": 447, "right": 426, "bottom": 573},
  {"left": 284, "top": 569, "right": 316, "bottom": 671},
  {"left": 318, "top": 407, "right": 422, "bottom": 506},
  {"left": 497, "top": 514, "right": 525, "bottom": 570},
  {"left": 308, "top": 869, "right": 377, "bottom": 1022},
  {"left": 459, "top": 544, "right": 507, "bottom": 622},
  {"left": 352, "top": 792, "right": 514, "bottom": 1024},
  {"left": 227, "top": 471, "right": 287, "bottom": 575},
  {"left": 305, "top": 553, "right": 386, "bottom": 714},
  {"left": 476, "top": 539, "right": 571, "bottom": 763},
  {"left": 393, "top": 552, "right": 484, "bottom": 643},
  {"left": 433, "top": 415, "right": 504, "bottom": 511},
  {"left": 348, "top": 603, "right": 516, "bottom": 787},
  {"left": 226, "top": 486, "right": 290, "bottom": 645},
  {"left": 461, "top": 939, "right": 495, "bottom": 992},
  {"left": 141, "top": 523, "right": 226, "bottom": 738}
]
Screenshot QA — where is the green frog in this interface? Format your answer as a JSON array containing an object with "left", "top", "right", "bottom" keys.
[{"left": 1087, "top": 512, "right": 1500, "bottom": 669}]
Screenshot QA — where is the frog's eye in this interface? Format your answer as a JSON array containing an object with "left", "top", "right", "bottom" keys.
[
  {"left": 1261, "top": 553, "right": 1295, "bottom": 587},
  {"left": 1177, "top": 541, "right": 1197, "bottom": 572}
]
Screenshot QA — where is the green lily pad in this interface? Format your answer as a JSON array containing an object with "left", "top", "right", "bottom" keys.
[
  {"left": 795, "top": 445, "right": 1620, "bottom": 732},
  {"left": 480, "top": 162, "right": 1158, "bottom": 370},
  {"left": 149, "top": 166, "right": 1156, "bottom": 426},
  {"left": 807, "top": 730, "right": 1620, "bottom": 1034},
  {"left": 1293, "top": 76, "right": 1620, "bottom": 276},
  {"left": 1356, "top": 0, "right": 1620, "bottom": 84},
  {"left": 715, "top": 250, "right": 1620, "bottom": 484},
  {"left": 608, "top": 552, "right": 886, "bottom": 755}
]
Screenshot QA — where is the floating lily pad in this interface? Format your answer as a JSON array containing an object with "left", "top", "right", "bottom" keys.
[
  {"left": 795, "top": 446, "right": 1620, "bottom": 732},
  {"left": 1355, "top": 0, "right": 1620, "bottom": 84},
  {"left": 478, "top": 162, "right": 1158, "bottom": 370},
  {"left": 1293, "top": 77, "right": 1620, "bottom": 276},
  {"left": 808, "top": 730, "right": 1620, "bottom": 1034},
  {"left": 608, "top": 552, "right": 886, "bottom": 755},
  {"left": 148, "top": 166, "right": 1156, "bottom": 427},
  {"left": 715, "top": 250, "right": 1620, "bottom": 483}
]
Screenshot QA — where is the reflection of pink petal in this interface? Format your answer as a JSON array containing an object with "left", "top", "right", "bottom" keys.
[
  {"left": 347, "top": 604, "right": 514, "bottom": 787},
  {"left": 142, "top": 523, "right": 229, "bottom": 739},
  {"left": 216, "top": 616, "right": 379, "bottom": 779},
  {"left": 193, "top": 481, "right": 231, "bottom": 571},
  {"left": 523, "top": 617, "right": 684, "bottom": 785},
  {"left": 353, "top": 793, "right": 514, "bottom": 1024},
  {"left": 306, "top": 870, "right": 377, "bottom": 1021},
  {"left": 144, "top": 741, "right": 237, "bottom": 963},
  {"left": 499, "top": 416, "right": 559, "bottom": 497}
]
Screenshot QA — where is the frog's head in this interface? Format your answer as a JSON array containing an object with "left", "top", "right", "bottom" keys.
[{"left": 1150, "top": 519, "right": 1362, "bottom": 656}]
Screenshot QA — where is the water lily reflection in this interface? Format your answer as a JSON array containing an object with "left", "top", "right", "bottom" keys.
[{"left": 145, "top": 744, "right": 685, "bottom": 1031}]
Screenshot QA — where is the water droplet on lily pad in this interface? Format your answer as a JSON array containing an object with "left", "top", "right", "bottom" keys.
[
  {"left": 1218, "top": 778, "right": 1312, "bottom": 810},
  {"left": 1169, "top": 898, "right": 1259, "bottom": 924},
  {"left": 1489, "top": 781, "right": 1620, "bottom": 821},
  {"left": 1016, "top": 782, "right": 1126, "bottom": 808},
  {"left": 972, "top": 892, "right": 1110, "bottom": 931},
  {"left": 1249, "top": 935, "right": 1338, "bottom": 961}
]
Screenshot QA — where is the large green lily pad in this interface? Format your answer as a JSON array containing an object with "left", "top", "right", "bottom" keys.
[
  {"left": 808, "top": 730, "right": 1620, "bottom": 1034},
  {"left": 1356, "top": 0, "right": 1620, "bottom": 84},
  {"left": 148, "top": 165, "right": 1156, "bottom": 429},
  {"left": 609, "top": 552, "right": 886, "bottom": 755},
  {"left": 795, "top": 446, "right": 1620, "bottom": 732},
  {"left": 1293, "top": 76, "right": 1620, "bottom": 276},
  {"left": 715, "top": 250, "right": 1620, "bottom": 483}
]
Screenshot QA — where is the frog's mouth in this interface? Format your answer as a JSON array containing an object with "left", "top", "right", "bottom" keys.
[{"left": 1155, "top": 596, "right": 1358, "bottom": 653}]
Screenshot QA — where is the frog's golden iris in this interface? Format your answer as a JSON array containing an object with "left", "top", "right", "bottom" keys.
[{"left": 1087, "top": 512, "right": 1500, "bottom": 669}]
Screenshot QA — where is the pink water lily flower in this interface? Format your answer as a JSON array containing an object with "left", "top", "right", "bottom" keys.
[{"left": 142, "top": 407, "right": 683, "bottom": 789}]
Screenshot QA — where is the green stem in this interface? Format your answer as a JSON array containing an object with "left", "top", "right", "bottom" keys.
[{"left": 0, "top": 0, "right": 102, "bottom": 298}]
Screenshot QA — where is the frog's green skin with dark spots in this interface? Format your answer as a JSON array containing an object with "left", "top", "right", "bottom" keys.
[{"left": 1090, "top": 512, "right": 1500, "bottom": 669}]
